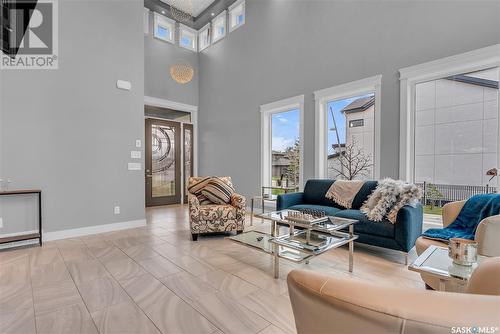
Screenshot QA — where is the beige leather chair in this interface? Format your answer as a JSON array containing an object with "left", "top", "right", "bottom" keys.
[
  {"left": 416, "top": 200, "right": 500, "bottom": 290},
  {"left": 287, "top": 258, "right": 500, "bottom": 334}
]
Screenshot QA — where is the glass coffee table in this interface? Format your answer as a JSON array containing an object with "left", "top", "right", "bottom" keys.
[
  {"left": 408, "top": 245, "right": 486, "bottom": 291},
  {"left": 229, "top": 209, "right": 358, "bottom": 278}
]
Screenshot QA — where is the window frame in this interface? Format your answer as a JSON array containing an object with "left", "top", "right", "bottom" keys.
[
  {"left": 314, "top": 75, "right": 382, "bottom": 180},
  {"left": 143, "top": 8, "right": 150, "bottom": 35},
  {"left": 153, "top": 12, "right": 175, "bottom": 44},
  {"left": 260, "top": 95, "right": 305, "bottom": 191},
  {"left": 211, "top": 10, "right": 227, "bottom": 44},
  {"left": 398, "top": 44, "right": 500, "bottom": 188},
  {"left": 178, "top": 23, "right": 198, "bottom": 52},
  {"left": 228, "top": 0, "right": 245, "bottom": 32},
  {"left": 198, "top": 23, "right": 211, "bottom": 51}
]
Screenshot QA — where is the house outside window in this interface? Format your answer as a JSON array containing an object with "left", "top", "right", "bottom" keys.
[
  {"left": 154, "top": 13, "right": 175, "bottom": 44},
  {"left": 179, "top": 24, "right": 197, "bottom": 51},
  {"left": 212, "top": 11, "right": 227, "bottom": 43},
  {"left": 229, "top": 0, "right": 245, "bottom": 32},
  {"left": 198, "top": 24, "right": 210, "bottom": 51}
]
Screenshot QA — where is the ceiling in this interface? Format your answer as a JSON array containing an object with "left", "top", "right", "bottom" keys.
[{"left": 160, "top": 0, "right": 218, "bottom": 18}]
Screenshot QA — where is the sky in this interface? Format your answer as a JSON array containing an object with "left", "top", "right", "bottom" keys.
[
  {"left": 270, "top": 94, "right": 373, "bottom": 153},
  {"left": 271, "top": 109, "right": 300, "bottom": 151}
]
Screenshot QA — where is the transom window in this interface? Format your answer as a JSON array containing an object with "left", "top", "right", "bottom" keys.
[
  {"left": 229, "top": 0, "right": 245, "bottom": 32},
  {"left": 198, "top": 24, "right": 210, "bottom": 51},
  {"left": 212, "top": 11, "right": 227, "bottom": 43},
  {"left": 179, "top": 24, "right": 197, "bottom": 51},
  {"left": 153, "top": 13, "right": 175, "bottom": 44}
]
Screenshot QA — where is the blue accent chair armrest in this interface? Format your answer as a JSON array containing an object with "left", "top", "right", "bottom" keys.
[
  {"left": 277, "top": 192, "right": 304, "bottom": 211},
  {"left": 394, "top": 203, "right": 423, "bottom": 252}
]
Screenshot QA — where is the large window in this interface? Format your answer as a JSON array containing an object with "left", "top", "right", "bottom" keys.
[
  {"left": 179, "top": 24, "right": 197, "bottom": 51},
  {"left": 326, "top": 93, "right": 375, "bottom": 180},
  {"left": 314, "top": 75, "right": 382, "bottom": 179},
  {"left": 153, "top": 13, "right": 175, "bottom": 44},
  {"left": 414, "top": 67, "right": 499, "bottom": 206},
  {"left": 229, "top": 0, "right": 245, "bottom": 32},
  {"left": 212, "top": 11, "right": 227, "bottom": 43},
  {"left": 261, "top": 95, "right": 304, "bottom": 191},
  {"left": 271, "top": 109, "right": 301, "bottom": 188},
  {"left": 198, "top": 24, "right": 210, "bottom": 51}
]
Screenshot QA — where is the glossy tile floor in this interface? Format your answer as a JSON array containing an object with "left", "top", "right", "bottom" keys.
[{"left": 0, "top": 205, "right": 426, "bottom": 334}]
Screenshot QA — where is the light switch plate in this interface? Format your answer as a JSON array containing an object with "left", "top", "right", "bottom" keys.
[
  {"left": 128, "top": 162, "right": 141, "bottom": 171},
  {"left": 114, "top": 206, "right": 120, "bottom": 215},
  {"left": 0, "top": 217, "right": 3, "bottom": 229},
  {"left": 135, "top": 140, "right": 141, "bottom": 148},
  {"left": 131, "top": 151, "right": 141, "bottom": 159},
  {"left": 116, "top": 80, "right": 132, "bottom": 91}
]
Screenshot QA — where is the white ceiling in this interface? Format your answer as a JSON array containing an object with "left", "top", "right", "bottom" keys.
[{"left": 160, "top": 0, "right": 218, "bottom": 18}]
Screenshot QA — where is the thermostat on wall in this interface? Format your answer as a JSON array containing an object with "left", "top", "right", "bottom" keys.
[{"left": 116, "top": 80, "right": 132, "bottom": 91}]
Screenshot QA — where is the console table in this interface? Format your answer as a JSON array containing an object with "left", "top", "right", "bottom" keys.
[{"left": 0, "top": 189, "right": 42, "bottom": 247}]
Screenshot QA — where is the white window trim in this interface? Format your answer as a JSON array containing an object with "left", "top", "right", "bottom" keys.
[
  {"left": 198, "top": 23, "right": 211, "bottom": 51},
  {"left": 260, "top": 95, "right": 305, "bottom": 191},
  {"left": 143, "top": 8, "right": 150, "bottom": 35},
  {"left": 398, "top": 44, "right": 500, "bottom": 188},
  {"left": 178, "top": 23, "right": 198, "bottom": 52},
  {"left": 314, "top": 75, "right": 382, "bottom": 180},
  {"left": 153, "top": 12, "right": 175, "bottom": 44},
  {"left": 228, "top": 0, "right": 245, "bottom": 32},
  {"left": 211, "top": 10, "right": 227, "bottom": 44}
]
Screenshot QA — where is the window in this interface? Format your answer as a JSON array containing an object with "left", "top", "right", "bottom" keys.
[
  {"left": 211, "top": 11, "right": 226, "bottom": 43},
  {"left": 261, "top": 95, "right": 304, "bottom": 191},
  {"left": 413, "top": 67, "right": 499, "bottom": 202},
  {"left": 314, "top": 75, "right": 382, "bottom": 179},
  {"left": 154, "top": 13, "right": 175, "bottom": 44},
  {"left": 228, "top": 0, "right": 245, "bottom": 32},
  {"left": 198, "top": 24, "right": 210, "bottom": 51},
  {"left": 143, "top": 8, "right": 150, "bottom": 34},
  {"left": 326, "top": 93, "right": 375, "bottom": 180},
  {"left": 179, "top": 24, "right": 197, "bottom": 51}
]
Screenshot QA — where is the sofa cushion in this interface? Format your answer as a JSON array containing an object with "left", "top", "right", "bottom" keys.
[
  {"left": 351, "top": 181, "right": 378, "bottom": 209},
  {"left": 288, "top": 204, "right": 342, "bottom": 217},
  {"left": 334, "top": 209, "right": 394, "bottom": 238},
  {"left": 302, "top": 180, "right": 344, "bottom": 208}
]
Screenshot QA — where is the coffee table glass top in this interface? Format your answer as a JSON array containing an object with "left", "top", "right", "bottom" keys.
[
  {"left": 257, "top": 210, "right": 357, "bottom": 232},
  {"left": 409, "top": 245, "right": 485, "bottom": 281},
  {"left": 229, "top": 231, "right": 313, "bottom": 262},
  {"left": 271, "top": 230, "right": 356, "bottom": 254}
]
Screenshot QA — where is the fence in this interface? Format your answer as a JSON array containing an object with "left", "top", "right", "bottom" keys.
[{"left": 417, "top": 182, "right": 497, "bottom": 206}]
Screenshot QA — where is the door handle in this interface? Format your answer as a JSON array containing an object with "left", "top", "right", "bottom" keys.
[{"left": 146, "top": 174, "right": 153, "bottom": 178}]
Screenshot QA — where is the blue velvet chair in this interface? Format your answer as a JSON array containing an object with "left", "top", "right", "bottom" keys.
[{"left": 277, "top": 179, "right": 423, "bottom": 261}]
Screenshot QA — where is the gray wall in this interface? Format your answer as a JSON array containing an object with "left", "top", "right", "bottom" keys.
[
  {"left": 198, "top": 0, "right": 500, "bottom": 198},
  {"left": 144, "top": 11, "right": 199, "bottom": 106},
  {"left": 0, "top": 0, "right": 145, "bottom": 234}
]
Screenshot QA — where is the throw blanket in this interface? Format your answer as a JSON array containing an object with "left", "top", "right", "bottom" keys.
[
  {"left": 361, "top": 178, "right": 422, "bottom": 223},
  {"left": 422, "top": 194, "right": 500, "bottom": 241},
  {"left": 325, "top": 180, "right": 365, "bottom": 209}
]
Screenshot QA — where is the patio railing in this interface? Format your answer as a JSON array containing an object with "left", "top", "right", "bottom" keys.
[{"left": 417, "top": 182, "right": 497, "bottom": 206}]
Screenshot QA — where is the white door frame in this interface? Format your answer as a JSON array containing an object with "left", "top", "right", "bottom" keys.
[
  {"left": 314, "top": 75, "right": 382, "bottom": 179},
  {"left": 260, "top": 94, "right": 305, "bottom": 191},
  {"left": 398, "top": 44, "right": 500, "bottom": 190},
  {"left": 144, "top": 96, "right": 198, "bottom": 204}
]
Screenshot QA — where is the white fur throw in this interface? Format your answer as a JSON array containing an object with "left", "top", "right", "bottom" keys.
[{"left": 361, "top": 178, "right": 422, "bottom": 224}]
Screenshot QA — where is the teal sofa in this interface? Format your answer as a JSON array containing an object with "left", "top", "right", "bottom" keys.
[{"left": 276, "top": 179, "right": 423, "bottom": 254}]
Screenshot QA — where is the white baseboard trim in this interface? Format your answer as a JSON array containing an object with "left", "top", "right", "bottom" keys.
[{"left": 43, "top": 219, "right": 147, "bottom": 241}]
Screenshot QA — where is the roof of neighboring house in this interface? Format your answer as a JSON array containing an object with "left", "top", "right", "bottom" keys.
[
  {"left": 272, "top": 158, "right": 291, "bottom": 166},
  {"left": 446, "top": 75, "right": 499, "bottom": 89},
  {"left": 341, "top": 96, "right": 375, "bottom": 114}
]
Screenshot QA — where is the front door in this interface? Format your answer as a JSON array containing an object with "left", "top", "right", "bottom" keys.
[
  {"left": 145, "top": 119, "right": 181, "bottom": 206},
  {"left": 183, "top": 123, "right": 194, "bottom": 203}
]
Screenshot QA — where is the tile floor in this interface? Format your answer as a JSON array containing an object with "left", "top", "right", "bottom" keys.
[{"left": 0, "top": 205, "right": 426, "bottom": 334}]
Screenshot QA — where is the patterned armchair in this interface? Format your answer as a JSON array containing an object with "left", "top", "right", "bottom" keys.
[{"left": 188, "top": 176, "right": 246, "bottom": 241}]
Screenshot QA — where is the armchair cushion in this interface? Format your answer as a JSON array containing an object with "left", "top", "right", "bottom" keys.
[
  {"left": 230, "top": 193, "right": 246, "bottom": 210},
  {"left": 475, "top": 214, "right": 500, "bottom": 257},
  {"left": 201, "top": 177, "right": 235, "bottom": 204}
]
